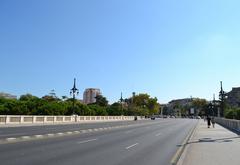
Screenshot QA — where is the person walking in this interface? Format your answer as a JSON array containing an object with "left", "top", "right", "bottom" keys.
[
  {"left": 211, "top": 117, "right": 215, "bottom": 128},
  {"left": 207, "top": 116, "right": 211, "bottom": 128}
]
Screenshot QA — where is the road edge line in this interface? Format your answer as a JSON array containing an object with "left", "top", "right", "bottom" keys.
[{"left": 170, "top": 120, "right": 199, "bottom": 165}]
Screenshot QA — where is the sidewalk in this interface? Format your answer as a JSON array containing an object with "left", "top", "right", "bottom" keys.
[{"left": 178, "top": 120, "right": 240, "bottom": 165}]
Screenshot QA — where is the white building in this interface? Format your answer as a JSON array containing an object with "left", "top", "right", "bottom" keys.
[{"left": 83, "top": 88, "right": 101, "bottom": 104}]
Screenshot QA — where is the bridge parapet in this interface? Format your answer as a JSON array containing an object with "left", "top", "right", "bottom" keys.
[
  {"left": 0, "top": 115, "right": 141, "bottom": 125},
  {"left": 215, "top": 117, "right": 240, "bottom": 133}
]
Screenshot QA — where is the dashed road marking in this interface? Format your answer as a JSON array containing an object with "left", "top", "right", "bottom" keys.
[
  {"left": 6, "top": 138, "right": 17, "bottom": 141},
  {"left": 66, "top": 132, "right": 73, "bottom": 135},
  {"left": 77, "top": 138, "right": 98, "bottom": 144},
  {"left": 21, "top": 136, "right": 31, "bottom": 139},
  {"left": 47, "top": 134, "right": 54, "bottom": 137},
  {"left": 125, "top": 143, "right": 139, "bottom": 150},
  {"left": 0, "top": 121, "right": 156, "bottom": 145},
  {"left": 34, "top": 135, "right": 44, "bottom": 138}
]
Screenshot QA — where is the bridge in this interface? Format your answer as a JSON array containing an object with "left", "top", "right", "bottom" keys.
[{"left": 0, "top": 116, "right": 239, "bottom": 165}]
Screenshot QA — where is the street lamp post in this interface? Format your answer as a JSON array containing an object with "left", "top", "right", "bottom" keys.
[
  {"left": 208, "top": 102, "right": 214, "bottom": 116},
  {"left": 70, "top": 78, "right": 79, "bottom": 115},
  {"left": 120, "top": 92, "right": 123, "bottom": 115},
  {"left": 219, "top": 81, "right": 226, "bottom": 117}
]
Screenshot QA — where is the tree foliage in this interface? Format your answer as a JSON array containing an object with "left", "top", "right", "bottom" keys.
[
  {"left": 94, "top": 95, "right": 108, "bottom": 107},
  {"left": 0, "top": 93, "right": 160, "bottom": 116},
  {"left": 225, "top": 107, "right": 240, "bottom": 120},
  {"left": 128, "top": 93, "right": 160, "bottom": 116}
]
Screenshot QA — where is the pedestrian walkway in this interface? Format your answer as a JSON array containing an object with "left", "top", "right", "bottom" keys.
[{"left": 178, "top": 120, "right": 240, "bottom": 165}]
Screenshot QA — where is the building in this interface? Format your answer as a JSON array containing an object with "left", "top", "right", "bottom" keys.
[
  {"left": 0, "top": 92, "right": 17, "bottom": 99},
  {"left": 226, "top": 87, "right": 240, "bottom": 108},
  {"left": 83, "top": 88, "right": 101, "bottom": 104},
  {"left": 167, "top": 98, "right": 194, "bottom": 116}
]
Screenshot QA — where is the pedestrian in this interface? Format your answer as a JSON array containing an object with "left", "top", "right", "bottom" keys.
[
  {"left": 207, "top": 116, "right": 211, "bottom": 128},
  {"left": 211, "top": 117, "right": 215, "bottom": 128}
]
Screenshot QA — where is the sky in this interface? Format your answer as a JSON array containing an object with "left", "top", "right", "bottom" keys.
[{"left": 1, "top": 0, "right": 240, "bottom": 103}]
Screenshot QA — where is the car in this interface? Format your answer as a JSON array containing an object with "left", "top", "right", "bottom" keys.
[{"left": 151, "top": 116, "right": 155, "bottom": 120}]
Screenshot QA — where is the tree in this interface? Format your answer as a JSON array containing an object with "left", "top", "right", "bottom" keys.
[
  {"left": 129, "top": 93, "right": 160, "bottom": 116},
  {"left": 192, "top": 98, "right": 208, "bottom": 115},
  {"left": 19, "top": 94, "right": 38, "bottom": 101},
  {"left": 88, "top": 104, "right": 108, "bottom": 116},
  {"left": 95, "top": 95, "right": 108, "bottom": 107},
  {"left": 107, "top": 103, "right": 122, "bottom": 115},
  {"left": 74, "top": 102, "right": 95, "bottom": 116}
]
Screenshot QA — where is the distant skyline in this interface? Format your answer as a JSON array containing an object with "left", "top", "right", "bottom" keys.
[{"left": 1, "top": 0, "right": 240, "bottom": 103}]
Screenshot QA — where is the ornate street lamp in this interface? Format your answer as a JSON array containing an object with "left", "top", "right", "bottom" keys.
[
  {"left": 70, "top": 78, "right": 79, "bottom": 115},
  {"left": 219, "top": 81, "right": 226, "bottom": 117},
  {"left": 208, "top": 102, "right": 214, "bottom": 116},
  {"left": 120, "top": 92, "right": 123, "bottom": 115}
]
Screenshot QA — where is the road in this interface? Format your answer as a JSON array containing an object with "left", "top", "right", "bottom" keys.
[
  {"left": 0, "top": 120, "right": 151, "bottom": 139},
  {"left": 0, "top": 119, "right": 198, "bottom": 165}
]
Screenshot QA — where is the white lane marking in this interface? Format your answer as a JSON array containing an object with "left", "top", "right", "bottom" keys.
[
  {"left": 6, "top": 138, "right": 17, "bottom": 141},
  {"left": 77, "top": 139, "right": 98, "bottom": 144},
  {"left": 21, "top": 136, "right": 31, "bottom": 139},
  {"left": 34, "top": 135, "right": 44, "bottom": 138},
  {"left": 125, "top": 143, "right": 139, "bottom": 150},
  {"left": 47, "top": 134, "right": 54, "bottom": 137},
  {"left": 155, "top": 133, "right": 162, "bottom": 137}
]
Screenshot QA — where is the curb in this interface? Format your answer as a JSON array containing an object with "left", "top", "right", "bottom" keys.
[{"left": 171, "top": 120, "right": 199, "bottom": 165}]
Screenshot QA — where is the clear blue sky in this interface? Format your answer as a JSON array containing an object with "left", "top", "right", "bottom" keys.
[{"left": 1, "top": 0, "right": 240, "bottom": 103}]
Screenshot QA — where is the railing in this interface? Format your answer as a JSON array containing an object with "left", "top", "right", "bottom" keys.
[
  {"left": 0, "top": 115, "right": 140, "bottom": 125},
  {"left": 215, "top": 117, "right": 240, "bottom": 133}
]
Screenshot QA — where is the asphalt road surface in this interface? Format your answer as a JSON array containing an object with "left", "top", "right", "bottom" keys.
[
  {"left": 0, "top": 120, "right": 152, "bottom": 139},
  {"left": 0, "top": 119, "right": 198, "bottom": 165}
]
